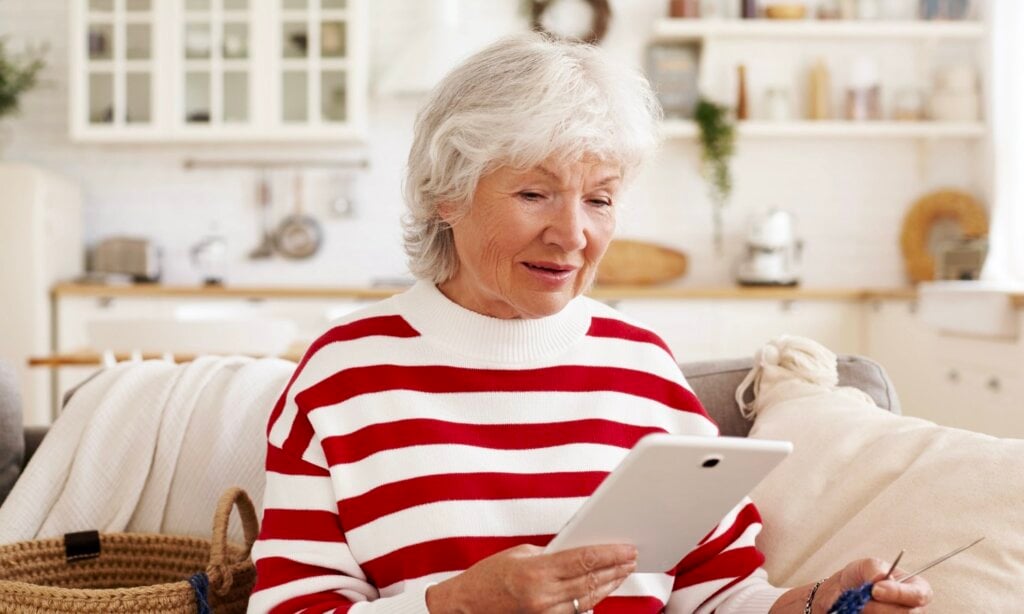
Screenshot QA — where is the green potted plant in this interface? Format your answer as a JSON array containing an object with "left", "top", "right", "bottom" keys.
[
  {"left": 693, "top": 97, "right": 736, "bottom": 255},
  {"left": 0, "top": 36, "right": 46, "bottom": 150}
]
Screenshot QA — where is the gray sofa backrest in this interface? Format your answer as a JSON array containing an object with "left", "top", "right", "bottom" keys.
[
  {"left": 0, "top": 361, "right": 24, "bottom": 507},
  {"left": 681, "top": 354, "right": 901, "bottom": 438}
]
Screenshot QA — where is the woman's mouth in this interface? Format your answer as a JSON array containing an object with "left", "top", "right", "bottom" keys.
[{"left": 522, "top": 262, "right": 577, "bottom": 285}]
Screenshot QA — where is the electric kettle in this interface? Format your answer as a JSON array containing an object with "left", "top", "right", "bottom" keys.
[{"left": 736, "top": 209, "right": 802, "bottom": 286}]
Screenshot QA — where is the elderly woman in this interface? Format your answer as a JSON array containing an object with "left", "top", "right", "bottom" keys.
[{"left": 249, "top": 33, "right": 931, "bottom": 614}]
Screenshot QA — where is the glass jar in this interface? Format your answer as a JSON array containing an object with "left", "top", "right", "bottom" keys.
[
  {"left": 816, "top": 0, "right": 841, "bottom": 19},
  {"left": 893, "top": 88, "right": 925, "bottom": 121},
  {"left": 857, "top": 0, "right": 882, "bottom": 19},
  {"left": 764, "top": 87, "right": 793, "bottom": 121}
]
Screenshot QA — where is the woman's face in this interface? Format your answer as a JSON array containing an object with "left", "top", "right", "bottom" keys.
[{"left": 438, "top": 155, "right": 621, "bottom": 319}]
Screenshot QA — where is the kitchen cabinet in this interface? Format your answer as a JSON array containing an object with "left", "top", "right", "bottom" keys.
[
  {"left": 614, "top": 298, "right": 865, "bottom": 362},
  {"left": 55, "top": 295, "right": 186, "bottom": 419},
  {"left": 48, "top": 285, "right": 1024, "bottom": 438},
  {"left": 69, "top": 0, "right": 368, "bottom": 142},
  {"left": 52, "top": 293, "right": 368, "bottom": 418},
  {"left": 866, "top": 300, "right": 1024, "bottom": 437}
]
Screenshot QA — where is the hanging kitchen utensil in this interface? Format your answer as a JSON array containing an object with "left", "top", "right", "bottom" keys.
[
  {"left": 248, "top": 172, "right": 275, "bottom": 260},
  {"left": 274, "top": 171, "right": 323, "bottom": 260}
]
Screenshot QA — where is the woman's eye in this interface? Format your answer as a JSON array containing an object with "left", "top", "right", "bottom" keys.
[
  {"left": 589, "top": 198, "right": 612, "bottom": 208},
  {"left": 518, "top": 191, "right": 545, "bottom": 202}
]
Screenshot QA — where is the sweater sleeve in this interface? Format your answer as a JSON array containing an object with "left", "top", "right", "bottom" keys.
[
  {"left": 657, "top": 345, "right": 785, "bottom": 613},
  {"left": 247, "top": 370, "right": 432, "bottom": 614},
  {"left": 662, "top": 496, "right": 785, "bottom": 613}
]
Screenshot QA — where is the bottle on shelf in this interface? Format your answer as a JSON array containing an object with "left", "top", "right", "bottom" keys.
[
  {"left": 737, "top": 64, "right": 749, "bottom": 120},
  {"left": 845, "top": 57, "right": 882, "bottom": 121},
  {"left": 669, "top": 0, "right": 701, "bottom": 18},
  {"left": 741, "top": 0, "right": 757, "bottom": 19},
  {"left": 807, "top": 59, "right": 831, "bottom": 120}
]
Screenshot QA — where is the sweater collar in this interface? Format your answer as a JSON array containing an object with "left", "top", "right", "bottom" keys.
[{"left": 395, "top": 280, "right": 591, "bottom": 364}]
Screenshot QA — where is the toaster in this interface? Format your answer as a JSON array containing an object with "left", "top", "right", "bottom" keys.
[{"left": 91, "top": 237, "right": 162, "bottom": 282}]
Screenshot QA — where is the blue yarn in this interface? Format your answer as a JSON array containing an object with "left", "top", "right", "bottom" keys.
[
  {"left": 189, "top": 571, "right": 212, "bottom": 614},
  {"left": 827, "top": 582, "right": 874, "bottom": 614}
]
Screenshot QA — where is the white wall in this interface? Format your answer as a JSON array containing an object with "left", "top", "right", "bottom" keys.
[{"left": 0, "top": 0, "right": 987, "bottom": 288}]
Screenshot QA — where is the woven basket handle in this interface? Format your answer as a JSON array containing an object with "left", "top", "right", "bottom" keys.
[{"left": 209, "top": 487, "right": 259, "bottom": 567}]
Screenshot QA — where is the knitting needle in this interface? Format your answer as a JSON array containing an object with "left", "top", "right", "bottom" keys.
[
  {"left": 883, "top": 550, "right": 904, "bottom": 581},
  {"left": 895, "top": 537, "right": 985, "bottom": 584}
]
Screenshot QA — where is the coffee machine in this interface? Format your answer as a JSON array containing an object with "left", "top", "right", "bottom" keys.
[{"left": 736, "top": 209, "right": 802, "bottom": 286}]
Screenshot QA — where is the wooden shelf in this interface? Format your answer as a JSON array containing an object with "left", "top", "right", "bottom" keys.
[
  {"left": 51, "top": 282, "right": 407, "bottom": 300},
  {"left": 653, "top": 19, "right": 986, "bottom": 41},
  {"left": 52, "top": 282, "right": 917, "bottom": 302},
  {"left": 661, "top": 120, "right": 986, "bottom": 139},
  {"left": 29, "top": 345, "right": 307, "bottom": 368}
]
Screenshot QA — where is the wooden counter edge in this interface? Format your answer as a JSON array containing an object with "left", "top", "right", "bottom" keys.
[{"left": 52, "top": 282, "right": 922, "bottom": 302}]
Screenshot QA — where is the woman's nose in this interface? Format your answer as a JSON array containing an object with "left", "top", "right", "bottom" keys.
[{"left": 542, "top": 199, "right": 587, "bottom": 252}]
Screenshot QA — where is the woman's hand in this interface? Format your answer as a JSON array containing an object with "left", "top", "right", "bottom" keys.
[
  {"left": 812, "top": 558, "right": 933, "bottom": 614},
  {"left": 425, "top": 543, "right": 637, "bottom": 613}
]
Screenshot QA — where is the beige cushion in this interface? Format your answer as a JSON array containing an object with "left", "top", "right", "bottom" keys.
[{"left": 743, "top": 337, "right": 1024, "bottom": 613}]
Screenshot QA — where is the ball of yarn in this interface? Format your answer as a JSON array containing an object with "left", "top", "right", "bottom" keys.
[
  {"left": 828, "top": 582, "right": 874, "bottom": 614},
  {"left": 759, "top": 344, "right": 781, "bottom": 367}
]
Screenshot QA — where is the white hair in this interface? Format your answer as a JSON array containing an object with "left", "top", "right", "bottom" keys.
[{"left": 402, "top": 32, "right": 663, "bottom": 283}]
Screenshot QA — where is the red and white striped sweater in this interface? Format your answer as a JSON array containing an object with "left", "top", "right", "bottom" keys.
[{"left": 249, "top": 281, "right": 786, "bottom": 614}]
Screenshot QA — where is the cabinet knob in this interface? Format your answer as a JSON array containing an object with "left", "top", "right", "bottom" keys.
[
  {"left": 947, "top": 369, "right": 959, "bottom": 383},
  {"left": 97, "top": 297, "right": 115, "bottom": 309},
  {"left": 987, "top": 377, "right": 1001, "bottom": 393}
]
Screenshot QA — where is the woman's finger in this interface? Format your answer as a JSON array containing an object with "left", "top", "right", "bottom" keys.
[
  {"left": 548, "top": 544, "right": 638, "bottom": 580},
  {"left": 871, "top": 577, "right": 933, "bottom": 607},
  {"left": 560, "top": 561, "right": 636, "bottom": 603},
  {"left": 570, "top": 577, "right": 632, "bottom": 613},
  {"left": 861, "top": 603, "right": 927, "bottom": 614}
]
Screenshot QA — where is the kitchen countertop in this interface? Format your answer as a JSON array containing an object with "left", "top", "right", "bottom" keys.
[
  {"left": 37, "top": 284, "right": 1024, "bottom": 369},
  {"left": 52, "top": 282, "right": 923, "bottom": 303}
]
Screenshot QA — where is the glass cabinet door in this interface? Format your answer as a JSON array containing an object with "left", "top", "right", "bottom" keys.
[
  {"left": 279, "top": 0, "right": 349, "bottom": 127},
  {"left": 84, "top": 0, "right": 155, "bottom": 126},
  {"left": 73, "top": 0, "right": 364, "bottom": 140},
  {"left": 181, "top": 0, "right": 252, "bottom": 127}
]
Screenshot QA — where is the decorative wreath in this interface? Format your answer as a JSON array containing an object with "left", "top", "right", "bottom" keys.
[
  {"left": 530, "top": 0, "right": 612, "bottom": 45},
  {"left": 899, "top": 189, "right": 988, "bottom": 282}
]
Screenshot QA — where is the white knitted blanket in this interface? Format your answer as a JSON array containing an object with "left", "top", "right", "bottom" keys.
[{"left": 0, "top": 356, "right": 294, "bottom": 545}]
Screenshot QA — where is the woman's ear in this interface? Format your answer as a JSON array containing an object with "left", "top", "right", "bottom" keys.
[{"left": 437, "top": 201, "right": 458, "bottom": 226}]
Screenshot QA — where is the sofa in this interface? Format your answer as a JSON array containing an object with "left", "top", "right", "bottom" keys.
[
  {"left": 3, "top": 347, "right": 1020, "bottom": 612},
  {"left": 0, "top": 354, "right": 899, "bottom": 508}
]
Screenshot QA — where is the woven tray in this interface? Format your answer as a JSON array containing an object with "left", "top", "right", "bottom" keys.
[
  {"left": 899, "top": 189, "right": 987, "bottom": 282},
  {"left": 0, "top": 487, "right": 258, "bottom": 613},
  {"left": 597, "top": 239, "right": 689, "bottom": 286}
]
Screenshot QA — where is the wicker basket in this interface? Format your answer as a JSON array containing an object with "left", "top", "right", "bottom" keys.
[{"left": 0, "top": 487, "right": 258, "bottom": 614}]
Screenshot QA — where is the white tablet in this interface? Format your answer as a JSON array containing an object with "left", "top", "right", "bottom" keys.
[{"left": 544, "top": 433, "right": 792, "bottom": 573}]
